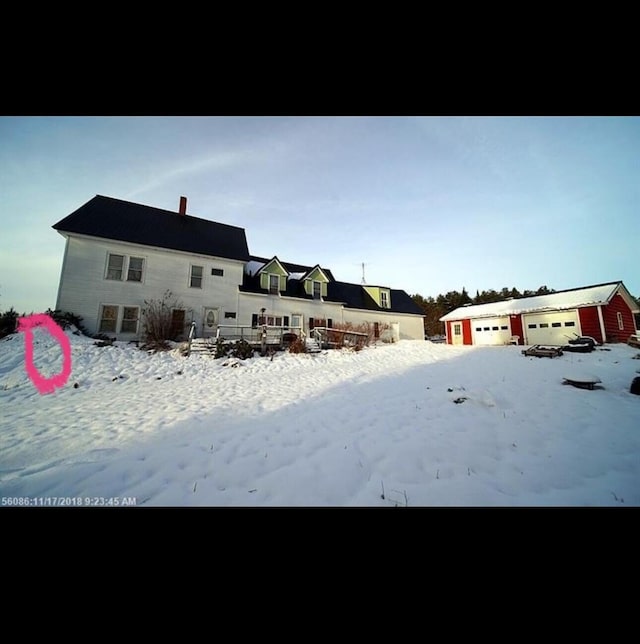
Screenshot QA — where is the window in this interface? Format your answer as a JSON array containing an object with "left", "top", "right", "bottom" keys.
[
  {"left": 121, "top": 307, "right": 139, "bottom": 333},
  {"left": 492, "top": 326, "right": 499, "bottom": 331},
  {"left": 127, "top": 257, "right": 144, "bottom": 282},
  {"left": 291, "top": 314, "right": 302, "bottom": 328},
  {"left": 500, "top": 326, "right": 508, "bottom": 330},
  {"left": 483, "top": 327, "right": 490, "bottom": 331},
  {"left": 313, "top": 280, "right": 322, "bottom": 300},
  {"left": 454, "top": 324, "right": 462, "bottom": 336},
  {"left": 106, "top": 253, "right": 145, "bottom": 282},
  {"left": 211, "top": 268, "right": 224, "bottom": 277},
  {"left": 99, "top": 305, "right": 118, "bottom": 333},
  {"left": 551, "top": 322, "right": 562, "bottom": 328},
  {"left": 617, "top": 312, "right": 624, "bottom": 330},
  {"left": 476, "top": 327, "right": 482, "bottom": 332},
  {"left": 266, "top": 316, "right": 283, "bottom": 326},
  {"left": 190, "top": 265, "right": 203, "bottom": 288},
  {"left": 528, "top": 324, "right": 537, "bottom": 329},
  {"left": 540, "top": 323, "right": 549, "bottom": 328},
  {"left": 380, "top": 291, "right": 389, "bottom": 309},
  {"left": 564, "top": 321, "right": 576, "bottom": 327},
  {"left": 269, "top": 274, "right": 280, "bottom": 295},
  {"left": 224, "top": 311, "right": 236, "bottom": 319},
  {"left": 106, "top": 254, "right": 124, "bottom": 280}
]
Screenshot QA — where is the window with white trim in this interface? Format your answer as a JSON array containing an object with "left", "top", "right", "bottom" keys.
[
  {"left": 269, "top": 274, "right": 280, "bottom": 295},
  {"left": 454, "top": 323, "right": 462, "bottom": 336},
  {"left": 380, "top": 291, "right": 389, "bottom": 309},
  {"left": 99, "top": 305, "right": 118, "bottom": 333},
  {"left": 313, "top": 280, "right": 322, "bottom": 300},
  {"left": 121, "top": 307, "right": 140, "bottom": 333},
  {"left": 290, "top": 314, "right": 302, "bottom": 329},
  {"left": 106, "top": 253, "right": 145, "bottom": 282},
  {"left": 106, "top": 254, "right": 125, "bottom": 280},
  {"left": 266, "top": 315, "right": 283, "bottom": 326},
  {"left": 127, "top": 257, "right": 144, "bottom": 282},
  {"left": 190, "top": 265, "right": 203, "bottom": 288},
  {"left": 617, "top": 311, "right": 624, "bottom": 330}
]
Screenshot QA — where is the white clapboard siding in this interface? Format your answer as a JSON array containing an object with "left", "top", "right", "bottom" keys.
[
  {"left": 56, "top": 234, "right": 245, "bottom": 337},
  {"left": 237, "top": 292, "right": 425, "bottom": 341}
]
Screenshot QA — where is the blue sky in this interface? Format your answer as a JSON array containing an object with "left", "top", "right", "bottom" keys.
[{"left": 1, "top": 116, "right": 639, "bottom": 313}]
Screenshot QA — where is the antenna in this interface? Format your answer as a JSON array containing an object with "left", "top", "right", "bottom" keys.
[{"left": 361, "top": 262, "right": 367, "bottom": 285}]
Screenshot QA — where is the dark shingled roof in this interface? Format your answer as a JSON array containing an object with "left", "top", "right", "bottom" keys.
[
  {"left": 241, "top": 256, "right": 423, "bottom": 315},
  {"left": 52, "top": 195, "right": 250, "bottom": 262},
  {"left": 327, "top": 282, "right": 424, "bottom": 315}
]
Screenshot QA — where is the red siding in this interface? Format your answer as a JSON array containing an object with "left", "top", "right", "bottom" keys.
[
  {"left": 603, "top": 293, "right": 637, "bottom": 342},
  {"left": 462, "top": 319, "right": 472, "bottom": 345},
  {"left": 578, "top": 307, "right": 603, "bottom": 343},
  {"left": 446, "top": 319, "right": 472, "bottom": 344},
  {"left": 510, "top": 315, "right": 524, "bottom": 345}
]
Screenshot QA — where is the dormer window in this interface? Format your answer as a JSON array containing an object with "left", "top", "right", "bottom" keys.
[
  {"left": 313, "top": 280, "right": 322, "bottom": 300},
  {"left": 380, "top": 290, "right": 389, "bottom": 309},
  {"left": 269, "top": 274, "right": 280, "bottom": 295}
]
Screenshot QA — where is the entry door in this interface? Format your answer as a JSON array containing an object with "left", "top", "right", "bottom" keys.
[
  {"left": 170, "top": 309, "right": 186, "bottom": 340},
  {"left": 203, "top": 307, "right": 219, "bottom": 337},
  {"left": 452, "top": 322, "right": 464, "bottom": 345}
]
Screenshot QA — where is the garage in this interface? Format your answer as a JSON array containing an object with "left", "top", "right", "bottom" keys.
[
  {"left": 471, "top": 317, "right": 512, "bottom": 345},
  {"left": 522, "top": 310, "right": 581, "bottom": 345}
]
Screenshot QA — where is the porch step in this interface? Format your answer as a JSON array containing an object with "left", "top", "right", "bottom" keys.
[
  {"left": 305, "top": 338, "right": 322, "bottom": 353},
  {"left": 189, "top": 338, "right": 217, "bottom": 356}
]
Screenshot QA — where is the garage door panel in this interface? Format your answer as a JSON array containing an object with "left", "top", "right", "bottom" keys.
[
  {"left": 523, "top": 311, "right": 580, "bottom": 345},
  {"left": 472, "top": 317, "right": 511, "bottom": 345}
]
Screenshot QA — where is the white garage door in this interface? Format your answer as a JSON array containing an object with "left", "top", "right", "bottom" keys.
[
  {"left": 522, "top": 310, "right": 580, "bottom": 345},
  {"left": 471, "top": 317, "right": 512, "bottom": 345}
]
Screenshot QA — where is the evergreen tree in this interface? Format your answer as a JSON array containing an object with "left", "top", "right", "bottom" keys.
[{"left": 411, "top": 293, "right": 446, "bottom": 337}]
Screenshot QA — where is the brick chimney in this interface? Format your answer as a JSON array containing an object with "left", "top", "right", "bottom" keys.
[{"left": 179, "top": 196, "right": 187, "bottom": 216}]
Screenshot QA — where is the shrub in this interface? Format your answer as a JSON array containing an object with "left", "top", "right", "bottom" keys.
[
  {"left": 214, "top": 339, "right": 228, "bottom": 359},
  {"left": 141, "top": 290, "right": 184, "bottom": 351},
  {"left": 231, "top": 339, "right": 254, "bottom": 360},
  {"left": 288, "top": 336, "right": 306, "bottom": 353},
  {"left": 44, "top": 309, "right": 89, "bottom": 335},
  {"left": 0, "top": 308, "right": 19, "bottom": 339}
]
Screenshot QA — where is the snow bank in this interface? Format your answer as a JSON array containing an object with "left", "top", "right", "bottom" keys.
[{"left": 1, "top": 330, "right": 639, "bottom": 506}]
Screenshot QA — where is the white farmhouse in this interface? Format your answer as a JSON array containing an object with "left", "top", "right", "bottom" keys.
[{"left": 53, "top": 195, "right": 425, "bottom": 343}]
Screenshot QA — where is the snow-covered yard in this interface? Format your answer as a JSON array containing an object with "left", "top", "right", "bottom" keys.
[{"left": 1, "top": 329, "right": 639, "bottom": 506}]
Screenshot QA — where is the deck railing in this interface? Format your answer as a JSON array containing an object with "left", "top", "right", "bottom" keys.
[
  {"left": 215, "top": 325, "right": 303, "bottom": 346},
  {"left": 309, "top": 326, "right": 369, "bottom": 349}
]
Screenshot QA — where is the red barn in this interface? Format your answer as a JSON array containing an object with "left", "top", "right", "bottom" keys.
[{"left": 440, "top": 281, "right": 638, "bottom": 346}]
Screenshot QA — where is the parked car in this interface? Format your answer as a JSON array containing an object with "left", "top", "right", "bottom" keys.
[
  {"left": 426, "top": 334, "right": 446, "bottom": 343},
  {"left": 628, "top": 333, "right": 640, "bottom": 349}
]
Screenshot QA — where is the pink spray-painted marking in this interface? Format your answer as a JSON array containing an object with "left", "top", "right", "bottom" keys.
[{"left": 17, "top": 314, "right": 72, "bottom": 395}]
